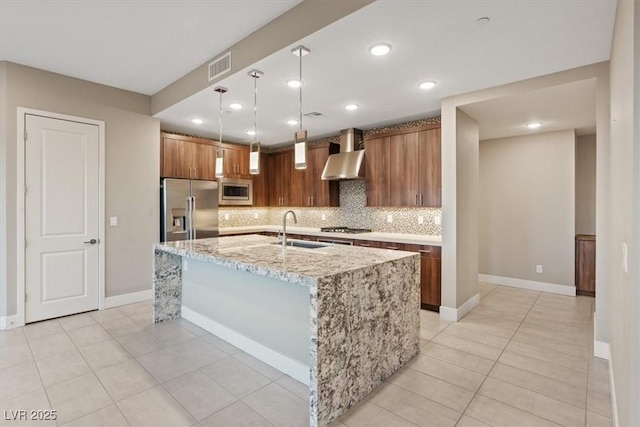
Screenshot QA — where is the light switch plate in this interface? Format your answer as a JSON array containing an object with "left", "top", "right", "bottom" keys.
[
  {"left": 224, "top": 214, "right": 230, "bottom": 220},
  {"left": 434, "top": 215, "right": 442, "bottom": 225},
  {"left": 536, "top": 265, "right": 543, "bottom": 274},
  {"left": 387, "top": 214, "right": 393, "bottom": 223},
  {"left": 321, "top": 213, "right": 326, "bottom": 221},
  {"left": 109, "top": 216, "right": 118, "bottom": 226},
  {"left": 418, "top": 215, "right": 424, "bottom": 225},
  {"left": 254, "top": 213, "right": 259, "bottom": 219}
]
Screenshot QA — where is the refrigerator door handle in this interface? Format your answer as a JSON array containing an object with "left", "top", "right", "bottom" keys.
[
  {"left": 185, "top": 196, "right": 195, "bottom": 240},
  {"left": 190, "top": 196, "right": 196, "bottom": 239}
]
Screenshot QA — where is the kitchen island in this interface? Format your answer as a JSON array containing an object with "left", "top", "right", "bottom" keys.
[{"left": 153, "top": 234, "right": 420, "bottom": 427}]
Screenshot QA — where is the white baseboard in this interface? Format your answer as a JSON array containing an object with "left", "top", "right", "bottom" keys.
[
  {"left": 609, "top": 349, "right": 619, "bottom": 427},
  {"left": 593, "top": 314, "right": 611, "bottom": 360},
  {"left": 104, "top": 289, "right": 152, "bottom": 309},
  {"left": 440, "top": 293, "right": 480, "bottom": 322},
  {"left": 0, "top": 314, "right": 22, "bottom": 330},
  {"left": 182, "top": 306, "right": 310, "bottom": 386},
  {"left": 479, "top": 274, "right": 576, "bottom": 296}
]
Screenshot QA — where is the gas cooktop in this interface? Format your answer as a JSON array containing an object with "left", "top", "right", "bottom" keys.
[{"left": 320, "top": 226, "right": 372, "bottom": 234}]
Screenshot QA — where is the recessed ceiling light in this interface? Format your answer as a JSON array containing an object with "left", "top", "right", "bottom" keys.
[
  {"left": 229, "top": 103, "right": 242, "bottom": 110},
  {"left": 369, "top": 42, "right": 392, "bottom": 56},
  {"left": 287, "top": 79, "right": 302, "bottom": 88},
  {"left": 418, "top": 81, "right": 437, "bottom": 90},
  {"left": 191, "top": 118, "right": 204, "bottom": 124},
  {"left": 476, "top": 17, "right": 491, "bottom": 25},
  {"left": 246, "top": 130, "right": 256, "bottom": 136},
  {"left": 345, "top": 104, "right": 359, "bottom": 111},
  {"left": 287, "top": 119, "right": 299, "bottom": 126},
  {"left": 526, "top": 122, "right": 542, "bottom": 129}
]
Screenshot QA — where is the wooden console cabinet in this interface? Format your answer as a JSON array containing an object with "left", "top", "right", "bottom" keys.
[{"left": 576, "top": 234, "right": 596, "bottom": 296}]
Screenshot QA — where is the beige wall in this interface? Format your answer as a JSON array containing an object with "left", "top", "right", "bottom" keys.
[
  {"left": 608, "top": 0, "right": 639, "bottom": 425},
  {"left": 575, "top": 134, "right": 596, "bottom": 235},
  {"left": 0, "top": 62, "right": 160, "bottom": 317},
  {"left": 0, "top": 62, "right": 7, "bottom": 318},
  {"left": 479, "top": 130, "right": 576, "bottom": 287}
]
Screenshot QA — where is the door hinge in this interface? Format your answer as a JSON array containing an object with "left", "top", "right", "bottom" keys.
[
  {"left": 24, "top": 131, "right": 28, "bottom": 142},
  {"left": 25, "top": 293, "right": 27, "bottom": 303}
]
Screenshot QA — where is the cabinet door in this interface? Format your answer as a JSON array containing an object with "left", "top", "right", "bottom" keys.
[
  {"left": 193, "top": 143, "right": 215, "bottom": 180},
  {"left": 575, "top": 236, "right": 596, "bottom": 296},
  {"left": 268, "top": 150, "right": 293, "bottom": 206},
  {"left": 389, "top": 133, "right": 420, "bottom": 206},
  {"left": 420, "top": 255, "right": 441, "bottom": 310},
  {"left": 252, "top": 153, "right": 270, "bottom": 207},
  {"left": 161, "top": 138, "right": 190, "bottom": 179},
  {"left": 235, "top": 146, "right": 250, "bottom": 176},
  {"left": 418, "top": 128, "right": 441, "bottom": 207},
  {"left": 305, "top": 146, "right": 339, "bottom": 207},
  {"left": 364, "top": 137, "right": 390, "bottom": 206}
]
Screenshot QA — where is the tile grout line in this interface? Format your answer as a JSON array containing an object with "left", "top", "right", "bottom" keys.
[{"left": 454, "top": 289, "right": 543, "bottom": 427}]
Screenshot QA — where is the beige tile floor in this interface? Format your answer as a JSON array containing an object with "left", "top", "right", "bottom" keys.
[{"left": 0, "top": 284, "right": 612, "bottom": 426}]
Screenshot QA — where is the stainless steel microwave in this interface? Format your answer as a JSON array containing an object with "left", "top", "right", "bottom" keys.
[{"left": 219, "top": 178, "right": 253, "bottom": 206}]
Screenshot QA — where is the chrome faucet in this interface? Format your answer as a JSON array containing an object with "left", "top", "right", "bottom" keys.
[{"left": 281, "top": 210, "right": 298, "bottom": 249}]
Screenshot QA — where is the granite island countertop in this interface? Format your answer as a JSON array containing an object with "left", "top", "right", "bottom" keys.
[{"left": 154, "top": 234, "right": 418, "bottom": 287}]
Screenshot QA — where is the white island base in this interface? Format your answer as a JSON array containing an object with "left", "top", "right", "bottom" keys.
[{"left": 153, "top": 235, "right": 420, "bottom": 427}]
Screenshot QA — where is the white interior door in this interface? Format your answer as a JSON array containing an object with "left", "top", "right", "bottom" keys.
[{"left": 25, "top": 114, "right": 100, "bottom": 323}]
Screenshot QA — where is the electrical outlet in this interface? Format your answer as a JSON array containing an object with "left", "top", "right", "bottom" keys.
[
  {"left": 536, "top": 265, "right": 543, "bottom": 274},
  {"left": 224, "top": 214, "right": 230, "bottom": 221},
  {"left": 387, "top": 214, "right": 393, "bottom": 223},
  {"left": 418, "top": 215, "right": 424, "bottom": 225},
  {"left": 254, "top": 213, "right": 259, "bottom": 219},
  {"left": 434, "top": 214, "right": 442, "bottom": 225},
  {"left": 321, "top": 213, "right": 326, "bottom": 221},
  {"left": 109, "top": 216, "right": 118, "bottom": 226}
]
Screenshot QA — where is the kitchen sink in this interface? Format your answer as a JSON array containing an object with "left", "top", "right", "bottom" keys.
[{"left": 274, "top": 240, "right": 330, "bottom": 249}]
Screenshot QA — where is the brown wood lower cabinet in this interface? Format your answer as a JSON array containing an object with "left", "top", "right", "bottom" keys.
[
  {"left": 576, "top": 234, "right": 596, "bottom": 296},
  {"left": 354, "top": 240, "right": 441, "bottom": 312}
]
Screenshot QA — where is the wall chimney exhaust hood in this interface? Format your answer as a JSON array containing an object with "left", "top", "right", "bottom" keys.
[{"left": 321, "top": 128, "right": 364, "bottom": 180}]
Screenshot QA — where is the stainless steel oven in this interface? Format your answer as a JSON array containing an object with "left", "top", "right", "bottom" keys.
[{"left": 219, "top": 178, "right": 253, "bottom": 206}]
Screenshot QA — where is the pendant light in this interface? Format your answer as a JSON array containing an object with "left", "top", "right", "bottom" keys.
[
  {"left": 292, "top": 45, "right": 310, "bottom": 170},
  {"left": 248, "top": 69, "right": 263, "bottom": 175},
  {"left": 214, "top": 86, "right": 227, "bottom": 179}
]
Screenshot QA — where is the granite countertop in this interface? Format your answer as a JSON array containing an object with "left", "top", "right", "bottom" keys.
[
  {"left": 155, "top": 234, "right": 418, "bottom": 286},
  {"left": 219, "top": 225, "right": 442, "bottom": 246}
]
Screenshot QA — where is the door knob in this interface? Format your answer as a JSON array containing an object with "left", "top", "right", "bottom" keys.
[{"left": 84, "top": 239, "right": 98, "bottom": 244}]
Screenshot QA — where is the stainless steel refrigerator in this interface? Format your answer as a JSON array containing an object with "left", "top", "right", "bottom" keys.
[{"left": 161, "top": 178, "right": 219, "bottom": 242}]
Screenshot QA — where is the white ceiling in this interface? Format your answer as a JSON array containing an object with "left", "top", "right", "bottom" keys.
[
  {"left": 0, "top": 0, "right": 301, "bottom": 95},
  {"left": 155, "top": 0, "right": 616, "bottom": 146},
  {"left": 1, "top": 0, "right": 616, "bottom": 142},
  {"left": 460, "top": 79, "right": 597, "bottom": 141}
]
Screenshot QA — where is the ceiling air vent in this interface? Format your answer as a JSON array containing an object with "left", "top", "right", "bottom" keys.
[
  {"left": 304, "top": 112, "right": 324, "bottom": 117},
  {"left": 208, "top": 52, "right": 232, "bottom": 81}
]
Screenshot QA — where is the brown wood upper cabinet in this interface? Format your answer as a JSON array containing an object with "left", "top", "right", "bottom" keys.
[
  {"left": 365, "top": 125, "right": 441, "bottom": 207},
  {"left": 161, "top": 132, "right": 217, "bottom": 180},
  {"left": 301, "top": 143, "right": 340, "bottom": 207},
  {"left": 220, "top": 143, "right": 250, "bottom": 178},
  {"left": 268, "top": 144, "right": 340, "bottom": 207},
  {"left": 268, "top": 149, "right": 293, "bottom": 207}
]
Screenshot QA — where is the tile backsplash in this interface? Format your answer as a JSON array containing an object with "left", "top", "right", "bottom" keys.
[{"left": 219, "top": 181, "right": 442, "bottom": 236}]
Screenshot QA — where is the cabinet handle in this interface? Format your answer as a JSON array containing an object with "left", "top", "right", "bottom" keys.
[
  {"left": 418, "top": 249, "right": 431, "bottom": 254},
  {"left": 359, "top": 243, "right": 371, "bottom": 247},
  {"left": 386, "top": 246, "right": 399, "bottom": 250},
  {"left": 416, "top": 194, "right": 419, "bottom": 205},
  {"left": 420, "top": 194, "right": 424, "bottom": 205},
  {"left": 311, "top": 196, "right": 314, "bottom": 206}
]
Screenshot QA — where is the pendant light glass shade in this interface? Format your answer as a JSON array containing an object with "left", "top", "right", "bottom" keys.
[
  {"left": 248, "top": 69, "right": 263, "bottom": 175},
  {"left": 250, "top": 142, "right": 260, "bottom": 175},
  {"left": 214, "top": 86, "right": 227, "bottom": 179},
  {"left": 292, "top": 45, "right": 309, "bottom": 170}
]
